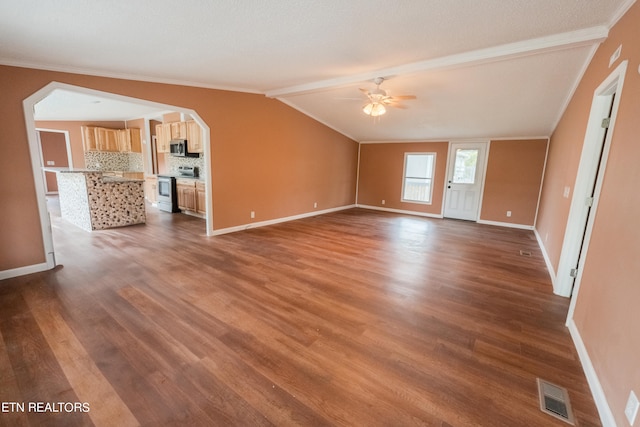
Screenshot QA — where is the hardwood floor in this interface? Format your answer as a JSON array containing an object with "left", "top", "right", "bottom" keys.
[{"left": 0, "top": 201, "right": 601, "bottom": 426}]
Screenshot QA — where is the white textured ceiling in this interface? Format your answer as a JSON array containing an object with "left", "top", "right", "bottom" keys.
[{"left": 1, "top": 0, "right": 634, "bottom": 141}]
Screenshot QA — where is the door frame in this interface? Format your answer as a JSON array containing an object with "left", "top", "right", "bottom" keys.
[
  {"left": 442, "top": 140, "right": 490, "bottom": 221},
  {"left": 37, "top": 128, "right": 73, "bottom": 194},
  {"left": 22, "top": 81, "right": 214, "bottom": 273},
  {"left": 556, "top": 61, "right": 627, "bottom": 305}
]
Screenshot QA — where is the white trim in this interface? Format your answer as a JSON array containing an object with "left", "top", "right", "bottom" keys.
[
  {"left": 550, "top": 43, "right": 600, "bottom": 135},
  {"left": 356, "top": 204, "right": 443, "bottom": 219},
  {"left": 567, "top": 319, "right": 616, "bottom": 427},
  {"left": 401, "top": 152, "right": 436, "bottom": 205},
  {"left": 0, "top": 59, "right": 261, "bottom": 95},
  {"left": 273, "top": 97, "right": 360, "bottom": 142},
  {"left": 0, "top": 262, "right": 51, "bottom": 281},
  {"left": 608, "top": 0, "right": 637, "bottom": 28},
  {"left": 355, "top": 143, "right": 361, "bottom": 204},
  {"left": 556, "top": 61, "right": 627, "bottom": 298},
  {"left": 210, "top": 205, "right": 356, "bottom": 236},
  {"left": 266, "top": 27, "right": 608, "bottom": 97},
  {"left": 532, "top": 138, "right": 550, "bottom": 228},
  {"left": 534, "top": 228, "right": 557, "bottom": 289},
  {"left": 476, "top": 220, "right": 533, "bottom": 230},
  {"left": 359, "top": 136, "right": 549, "bottom": 144}
]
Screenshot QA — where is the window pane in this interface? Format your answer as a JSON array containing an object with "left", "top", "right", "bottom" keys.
[
  {"left": 403, "top": 178, "right": 431, "bottom": 202},
  {"left": 405, "top": 154, "right": 433, "bottom": 178},
  {"left": 403, "top": 153, "right": 435, "bottom": 204},
  {"left": 452, "top": 149, "right": 478, "bottom": 184}
]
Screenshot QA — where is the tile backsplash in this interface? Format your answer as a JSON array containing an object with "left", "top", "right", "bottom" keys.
[
  {"left": 167, "top": 155, "right": 205, "bottom": 179},
  {"left": 85, "top": 152, "right": 144, "bottom": 172}
]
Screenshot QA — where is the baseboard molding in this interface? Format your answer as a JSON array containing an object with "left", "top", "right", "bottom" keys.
[
  {"left": 356, "top": 204, "right": 443, "bottom": 219},
  {"left": 567, "top": 319, "right": 616, "bottom": 427},
  {"left": 476, "top": 219, "right": 534, "bottom": 230},
  {"left": 534, "top": 228, "right": 557, "bottom": 290},
  {"left": 0, "top": 262, "right": 50, "bottom": 281},
  {"left": 210, "top": 204, "right": 357, "bottom": 236}
]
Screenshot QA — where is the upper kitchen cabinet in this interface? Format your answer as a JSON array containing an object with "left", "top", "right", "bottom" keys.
[
  {"left": 117, "top": 128, "right": 142, "bottom": 153},
  {"left": 186, "top": 120, "right": 203, "bottom": 153},
  {"left": 82, "top": 126, "right": 142, "bottom": 153},
  {"left": 156, "top": 123, "right": 171, "bottom": 153},
  {"left": 170, "top": 121, "right": 187, "bottom": 140}
]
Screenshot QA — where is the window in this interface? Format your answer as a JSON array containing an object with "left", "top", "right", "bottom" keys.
[
  {"left": 402, "top": 153, "right": 435, "bottom": 204},
  {"left": 452, "top": 148, "right": 479, "bottom": 184}
]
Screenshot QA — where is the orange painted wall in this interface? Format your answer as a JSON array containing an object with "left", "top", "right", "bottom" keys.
[
  {"left": 357, "top": 142, "right": 449, "bottom": 216},
  {"left": 36, "top": 120, "right": 127, "bottom": 169},
  {"left": 536, "top": 3, "right": 640, "bottom": 424},
  {"left": 480, "top": 139, "right": 547, "bottom": 226},
  {"left": 0, "top": 65, "right": 358, "bottom": 272},
  {"left": 39, "top": 131, "right": 69, "bottom": 192}
]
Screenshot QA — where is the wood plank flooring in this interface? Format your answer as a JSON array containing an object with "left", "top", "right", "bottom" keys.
[{"left": 0, "top": 200, "right": 601, "bottom": 426}]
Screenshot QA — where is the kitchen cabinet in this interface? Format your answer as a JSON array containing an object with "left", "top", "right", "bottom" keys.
[
  {"left": 155, "top": 123, "right": 171, "bottom": 153},
  {"left": 82, "top": 126, "right": 140, "bottom": 153},
  {"left": 96, "top": 128, "right": 119, "bottom": 152},
  {"left": 144, "top": 176, "right": 158, "bottom": 204},
  {"left": 176, "top": 179, "right": 206, "bottom": 215},
  {"left": 186, "top": 120, "right": 203, "bottom": 153},
  {"left": 82, "top": 126, "right": 99, "bottom": 151},
  {"left": 195, "top": 181, "right": 206, "bottom": 214},
  {"left": 116, "top": 129, "right": 142, "bottom": 153},
  {"left": 171, "top": 121, "right": 187, "bottom": 139},
  {"left": 176, "top": 179, "right": 197, "bottom": 211}
]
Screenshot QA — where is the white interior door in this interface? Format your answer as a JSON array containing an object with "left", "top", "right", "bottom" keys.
[{"left": 444, "top": 142, "right": 487, "bottom": 221}]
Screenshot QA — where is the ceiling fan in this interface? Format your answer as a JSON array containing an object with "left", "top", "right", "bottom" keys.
[{"left": 360, "top": 77, "right": 416, "bottom": 117}]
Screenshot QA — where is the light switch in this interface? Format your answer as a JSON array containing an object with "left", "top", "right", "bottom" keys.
[
  {"left": 47, "top": 160, "right": 55, "bottom": 166},
  {"left": 625, "top": 390, "right": 639, "bottom": 425},
  {"left": 563, "top": 186, "right": 571, "bottom": 198}
]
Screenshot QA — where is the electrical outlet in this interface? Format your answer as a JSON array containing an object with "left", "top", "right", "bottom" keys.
[
  {"left": 625, "top": 390, "right": 639, "bottom": 425},
  {"left": 506, "top": 210, "right": 512, "bottom": 217},
  {"left": 563, "top": 186, "right": 571, "bottom": 198},
  {"left": 381, "top": 200, "right": 385, "bottom": 205},
  {"left": 313, "top": 202, "right": 317, "bottom": 208},
  {"left": 250, "top": 211, "right": 255, "bottom": 219},
  {"left": 46, "top": 160, "right": 55, "bottom": 166}
]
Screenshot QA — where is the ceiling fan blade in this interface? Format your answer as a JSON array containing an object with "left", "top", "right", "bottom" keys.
[{"left": 390, "top": 95, "right": 417, "bottom": 100}]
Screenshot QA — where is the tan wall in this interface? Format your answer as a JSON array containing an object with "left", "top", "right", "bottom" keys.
[
  {"left": 39, "top": 131, "right": 69, "bottom": 192},
  {"left": 536, "top": 3, "right": 640, "bottom": 425},
  {"left": 0, "top": 65, "right": 358, "bottom": 272},
  {"left": 36, "top": 120, "right": 127, "bottom": 169},
  {"left": 357, "top": 142, "right": 449, "bottom": 215},
  {"left": 480, "top": 139, "right": 547, "bottom": 226}
]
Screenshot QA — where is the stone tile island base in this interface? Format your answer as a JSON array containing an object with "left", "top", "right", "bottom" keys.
[{"left": 56, "top": 171, "right": 146, "bottom": 231}]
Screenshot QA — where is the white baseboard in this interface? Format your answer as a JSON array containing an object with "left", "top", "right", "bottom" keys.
[
  {"left": 0, "top": 262, "right": 50, "bottom": 281},
  {"left": 210, "top": 204, "right": 357, "bottom": 236},
  {"left": 476, "top": 219, "right": 534, "bottom": 230},
  {"left": 356, "top": 204, "right": 443, "bottom": 219},
  {"left": 534, "top": 228, "right": 557, "bottom": 290},
  {"left": 567, "top": 319, "right": 616, "bottom": 427}
]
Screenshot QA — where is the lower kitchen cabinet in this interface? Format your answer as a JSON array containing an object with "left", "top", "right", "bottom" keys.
[{"left": 176, "top": 179, "right": 206, "bottom": 215}]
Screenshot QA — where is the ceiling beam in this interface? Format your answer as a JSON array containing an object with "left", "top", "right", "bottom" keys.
[{"left": 265, "top": 26, "right": 609, "bottom": 98}]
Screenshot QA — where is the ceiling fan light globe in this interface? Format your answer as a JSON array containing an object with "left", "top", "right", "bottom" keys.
[{"left": 363, "top": 102, "right": 386, "bottom": 116}]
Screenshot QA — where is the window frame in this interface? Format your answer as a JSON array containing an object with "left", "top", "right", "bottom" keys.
[{"left": 401, "top": 152, "right": 436, "bottom": 205}]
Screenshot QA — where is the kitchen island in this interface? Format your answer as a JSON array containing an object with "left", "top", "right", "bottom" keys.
[{"left": 45, "top": 168, "right": 146, "bottom": 231}]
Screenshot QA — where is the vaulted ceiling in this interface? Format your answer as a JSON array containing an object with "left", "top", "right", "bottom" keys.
[{"left": 1, "top": 0, "right": 634, "bottom": 141}]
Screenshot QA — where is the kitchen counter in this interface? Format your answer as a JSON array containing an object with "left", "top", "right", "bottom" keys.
[{"left": 47, "top": 169, "right": 145, "bottom": 231}]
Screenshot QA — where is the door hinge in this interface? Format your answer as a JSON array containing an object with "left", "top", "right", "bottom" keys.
[
  {"left": 586, "top": 196, "right": 594, "bottom": 207},
  {"left": 601, "top": 117, "right": 611, "bottom": 128},
  {"left": 570, "top": 268, "right": 578, "bottom": 278}
]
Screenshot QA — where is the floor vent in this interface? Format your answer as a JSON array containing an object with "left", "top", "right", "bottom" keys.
[
  {"left": 537, "top": 378, "right": 575, "bottom": 425},
  {"left": 519, "top": 250, "right": 532, "bottom": 257}
]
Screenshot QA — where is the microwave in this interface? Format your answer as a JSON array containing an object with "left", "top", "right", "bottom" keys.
[{"left": 169, "top": 139, "right": 199, "bottom": 157}]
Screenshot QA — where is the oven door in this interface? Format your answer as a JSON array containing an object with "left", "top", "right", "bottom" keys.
[{"left": 158, "top": 178, "right": 171, "bottom": 198}]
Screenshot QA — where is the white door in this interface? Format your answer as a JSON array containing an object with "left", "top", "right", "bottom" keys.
[{"left": 443, "top": 142, "right": 487, "bottom": 221}]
